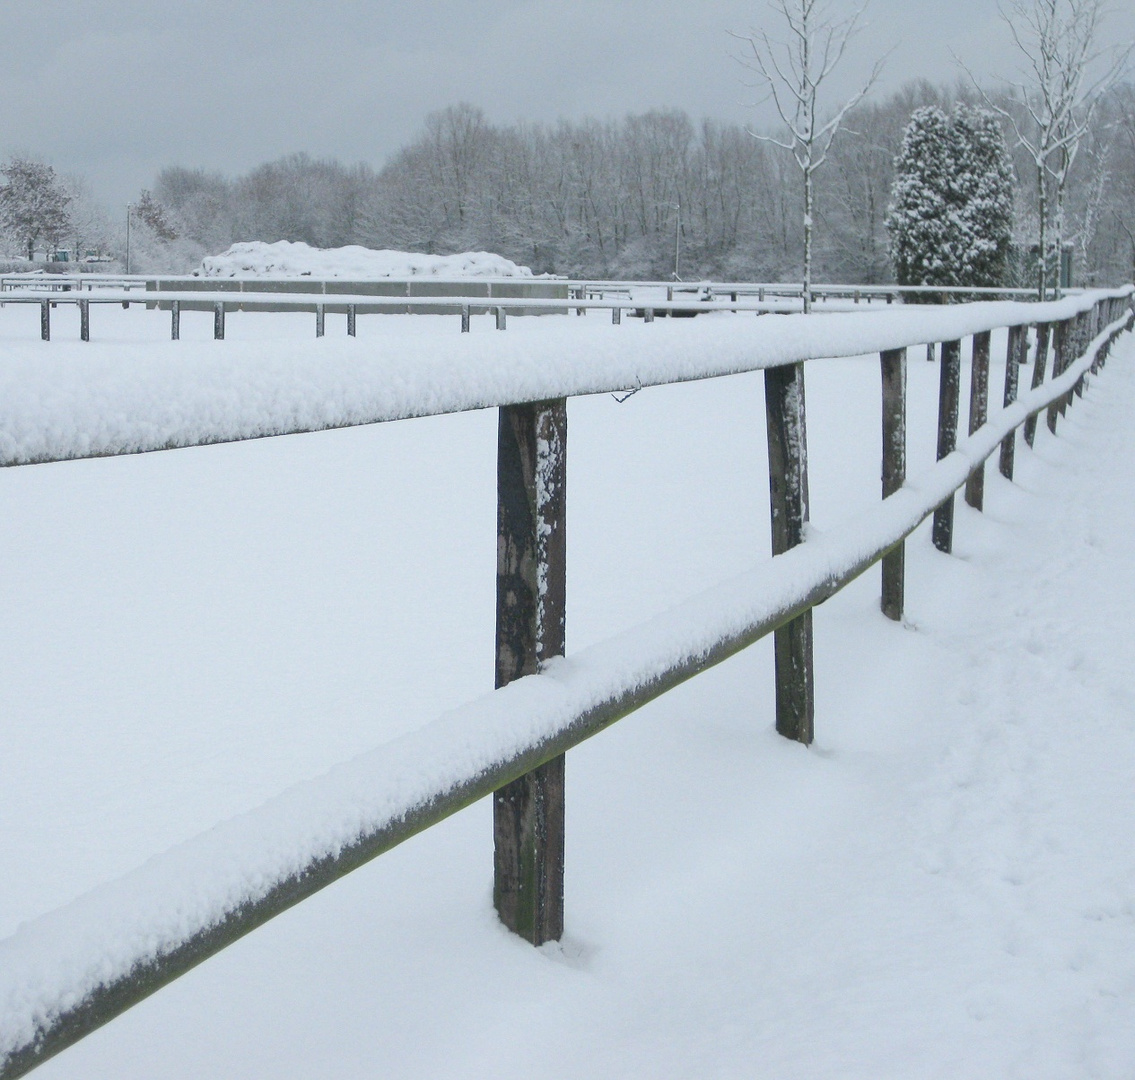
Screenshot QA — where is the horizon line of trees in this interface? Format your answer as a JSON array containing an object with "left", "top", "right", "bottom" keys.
[{"left": 3, "top": 87, "right": 1134, "bottom": 286}]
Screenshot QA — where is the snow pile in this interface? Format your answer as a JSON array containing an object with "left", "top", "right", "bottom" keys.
[{"left": 196, "top": 241, "right": 534, "bottom": 279}]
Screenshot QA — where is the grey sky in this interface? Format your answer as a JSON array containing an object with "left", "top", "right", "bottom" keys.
[{"left": 4, "top": 0, "right": 1133, "bottom": 210}]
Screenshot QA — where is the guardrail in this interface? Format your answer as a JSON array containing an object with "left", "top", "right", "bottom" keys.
[
  {"left": 0, "top": 274, "right": 149, "bottom": 293},
  {"left": 0, "top": 286, "right": 1131, "bottom": 1077}
]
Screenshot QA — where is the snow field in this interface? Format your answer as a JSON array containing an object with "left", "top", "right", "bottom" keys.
[{"left": 1, "top": 301, "right": 1133, "bottom": 1077}]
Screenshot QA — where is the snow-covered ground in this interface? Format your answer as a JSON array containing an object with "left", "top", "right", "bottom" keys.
[
  {"left": 196, "top": 241, "right": 535, "bottom": 278},
  {"left": 1, "top": 302, "right": 1133, "bottom": 1077}
]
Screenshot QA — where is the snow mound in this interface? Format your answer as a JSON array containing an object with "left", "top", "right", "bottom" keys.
[{"left": 196, "top": 242, "right": 534, "bottom": 279}]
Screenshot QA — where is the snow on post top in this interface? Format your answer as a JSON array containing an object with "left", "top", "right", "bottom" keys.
[{"left": 195, "top": 242, "right": 536, "bottom": 279}]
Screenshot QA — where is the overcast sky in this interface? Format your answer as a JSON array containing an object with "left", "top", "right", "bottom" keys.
[{"left": 4, "top": 0, "right": 1133, "bottom": 210}]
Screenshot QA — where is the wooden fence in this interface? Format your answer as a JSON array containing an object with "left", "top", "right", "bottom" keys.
[{"left": 0, "top": 287, "right": 1131, "bottom": 1078}]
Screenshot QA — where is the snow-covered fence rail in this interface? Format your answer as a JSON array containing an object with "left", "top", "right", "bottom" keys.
[{"left": 0, "top": 286, "right": 1132, "bottom": 1078}]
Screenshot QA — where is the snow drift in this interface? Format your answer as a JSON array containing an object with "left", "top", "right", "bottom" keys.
[{"left": 196, "top": 242, "right": 535, "bottom": 279}]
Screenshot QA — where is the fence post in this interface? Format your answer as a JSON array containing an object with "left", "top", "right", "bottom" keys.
[
  {"left": 1024, "top": 322, "right": 1050, "bottom": 448},
  {"left": 315, "top": 304, "right": 325, "bottom": 338},
  {"left": 79, "top": 298, "right": 90, "bottom": 342},
  {"left": 171, "top": 300, "right": 180, "bottom": 341},
  {"left": 1046, "top": 320, "right": 1069, "bottom": 433},
  {"left": 764, "top": 362, "right": 814, "bottom": 744},
  {"left": 496, "top": 306, "right": 507, "bottom": 330},
  {"left": 880, "top": 348, "right": 906, "bottom": 621},
  {"left": 494, "top": 398, "right": 567, "bottom": 945},
  {"left": 460, "top": 304, "right": 470, "bottom": 333},
  {"left": 612, "top": 306, "right": 621, "bottom": 325},
  {"left": 964, "top": 331, "right": 991, "bottom": 510},
  {"left": 347, "top": 304, "right": 357, "bottom": 337},
  {"left": 213, "top": 301, "right": 225, "bottom": 340},
  {"left": 932, "top": 339, "right": 961, "bottom": 554},
  {"left": 40, "top": 298, "right": 50, "bottom": 341},
  {"left": 999, "top": 324, "right": 1024, "bottom": 480}
]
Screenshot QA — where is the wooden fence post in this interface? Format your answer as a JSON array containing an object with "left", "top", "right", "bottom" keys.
[
  {"left": 932, "top": 339, "right": 961, "bottom": 553},
  {"left": 880, "top": 348, "right": 906, "bottom": 621},
  {"left": 1072, "top": 311, "right": 1087, "bottom": 399},
  {"left": 79, "top": 298, "right": 90, "bottom": 342},
  {"left": 1046, "top": 320, "right": 1069, "bottom": 433},
  {"left": 964, "top": 331, "right": 991, "bottom": 510},
  {"left": 496, "top": 306, "right": 507, "bottom": 330},
  {"left": 315, "top": 305, "right": 325, "bottom": 338},
  {"left": 40, "top": 299, "right": 50, "bottom": 341},
  {"left": 460, "top": 305, "right": 470, "bottom": 333},
  {"left": 999, "top": 324, "right": 1024, "bottom": 480},
  {"left": 494, "top": 398, "right": 567, "bottom": 945},
  {"left": 171, "top": 300, "right": 180, "bottom": 341},
  {"left": 347, "top": 304, "right": 357, "bottom": 337},
  {"left": 1024, "top": 322, "right": 1050, "bottom": 448},
  {"left": 213, "top": 301, "right": 225, "bottom": 340},
  {"left": 612, "top": 306, "right": 621, "bottom": 325},
  {"left": 764, "top": 362, "right": 814, "bottom": 744}
]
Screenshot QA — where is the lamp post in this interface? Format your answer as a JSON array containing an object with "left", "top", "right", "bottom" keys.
[{"left": 673, "top": 200, "right": 681, "bottom": 281}]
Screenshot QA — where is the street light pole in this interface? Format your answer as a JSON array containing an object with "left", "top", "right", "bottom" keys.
[
  {"left": 674, "top": 201, "right": 681, "bottom": 281},
  {"left": 125, "top": 205, "right": 132, "bottom": 275}
]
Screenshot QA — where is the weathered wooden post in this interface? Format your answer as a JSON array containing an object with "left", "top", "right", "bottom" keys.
[
  {"left": 611, "top": 306, "right": 621, "bottom": 325},
  {"left": 495, "top": 306, "right": 507, "bottom": 330},
  {"left": 1072, "top": 310, "right": 1088, "bottom": 398},
  {"left": 493, "top": 398, "right": 567, "bottom": 945},
  {"left": 79, "top": 298, "right": 90, "bottom": 342},
  {"left": 213, "top": 301, "right": 225, "bottom": 340},
  {"left": 999, "top": 324, "right": 1024, "bottom": 480},
  {"left": 964, "top": 331, "right": 991, "bottom": 511},
  {"left": 1046, "top": 320, "right": 1069, "bottom": 433},
  {"left": 315, "top": 304, "right": 325, "bottom": 338},
  {"left": 644, "top": 307, "right": 655, "bottom": 323},
  {"left": 764, "top": 362, "right": 814, "bottom": 744},
  {"left": 347, "top": 304, "right": 357, "bottom": 337},
  {"left": 1024, "top": 323, "right": 1050, "bottom": 448},
  {"left": 40, "top": 299, "right": 50, "bottom": 341},
  {"left": 880, "top": 347, "right": 906, "bottom": 621},
  {"left": 932, "top": 339, "right": 961, "bottom": 554},
  {"left": 460, "top": 305, "right": 470, "bottom": 333},
  {"left": 171, "top": 300, "right": 180, "bottom": 341}
]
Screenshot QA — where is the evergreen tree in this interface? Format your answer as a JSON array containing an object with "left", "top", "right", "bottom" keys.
[
  {"left": 0, "top": 157, "right": 72, "bottom": 260},
  {"left": 886, "top": 106, "right": 1014, "bottom": 292}
]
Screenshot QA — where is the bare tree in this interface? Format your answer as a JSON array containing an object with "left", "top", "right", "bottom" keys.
[
  {"left": 963, "top": 0, "right": 1131, "bottom": 296},
  {"left": 732, "top": 0, "right": 885, "bottom": 310}
]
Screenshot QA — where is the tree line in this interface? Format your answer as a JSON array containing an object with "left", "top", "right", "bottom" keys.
[
  {"left": 132, "top": 78, "right": 1135, "bottom": 287},
  {"left": 2, "top": 5, "right": 1132, "bottom": 287}
]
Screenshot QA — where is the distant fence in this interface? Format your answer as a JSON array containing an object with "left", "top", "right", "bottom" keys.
[
  {"left": 0, "top": 286, "right": 1131, "bottom": 1078},
  {"left": 0, "top": 275, "right": 1087, "bottom": 343}
]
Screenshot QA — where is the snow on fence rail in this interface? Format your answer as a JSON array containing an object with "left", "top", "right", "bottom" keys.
[{"left": 0, "top": 286, "right": 1132, "bottom": 1078}]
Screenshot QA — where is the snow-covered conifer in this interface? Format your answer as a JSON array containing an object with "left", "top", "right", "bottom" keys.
[{"left": 886, "top": 106, "right": 1014, "bottom": 293}]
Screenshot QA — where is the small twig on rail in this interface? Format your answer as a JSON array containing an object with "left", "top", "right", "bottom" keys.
[{"left": 611, "top": 381, "right": 641, "bottom": 404}]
